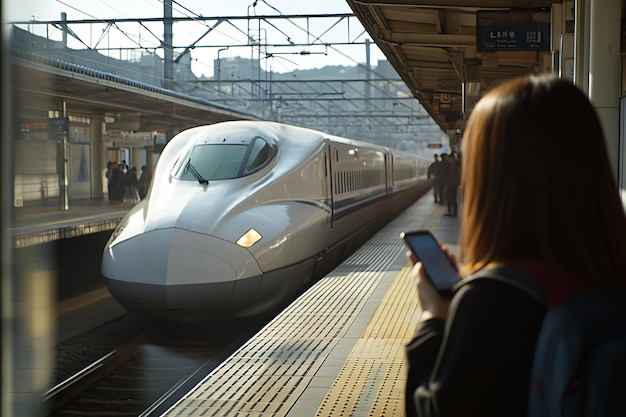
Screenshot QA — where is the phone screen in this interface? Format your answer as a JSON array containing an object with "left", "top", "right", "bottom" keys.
[{"left": 401, "top": 230, "right": 460, "bottom": 296}]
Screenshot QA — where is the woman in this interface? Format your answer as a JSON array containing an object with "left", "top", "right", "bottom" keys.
[{"left": 405, "top": 75, "right": 626, "bottom": 417}]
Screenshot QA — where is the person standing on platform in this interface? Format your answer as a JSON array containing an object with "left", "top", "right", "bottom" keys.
[
  {"left": 106, "top": 161, "right": 115, "bottom": 201},
  {"left": 125, "top": 166, "right": 140, "bottom": 202},
  {"left": 427, "top": 154, "right": 441, "bottom": 203},
  {"left": 120, "top": 159, "right": 129, "bottom": 174},
  {"left": 110, "top": 163, "right": 126, "bottom": 202},
  {"left": 404, "top": 75, "right": 626, "bottom": 417},
  {"left": 444, "top": 152, "right": 460, "bottom": 217},
  {"left": 138, "top": 165, "right": 152, "bottom": 200},
  {"left": 436, "top": 153, "right": 449, "bottom": 206}
]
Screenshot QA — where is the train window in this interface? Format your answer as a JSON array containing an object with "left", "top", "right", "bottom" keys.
[
  {"left": 172, "top": 138, "right": 275, "bottom": 182},
  {"left": 172, "top": 144, "right": 247, "bottom": 181},
  {"left": 243, "top": 138, "right": 274, "bottom": 174}
]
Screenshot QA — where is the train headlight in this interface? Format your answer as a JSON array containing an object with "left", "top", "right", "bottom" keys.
[{"left": 237, "top": 228, "right": 262, "bottom": 248}]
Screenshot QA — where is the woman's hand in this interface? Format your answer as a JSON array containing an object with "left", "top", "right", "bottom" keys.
[{"left": 407, "top": 248, "right": 455, "bottom": 321}]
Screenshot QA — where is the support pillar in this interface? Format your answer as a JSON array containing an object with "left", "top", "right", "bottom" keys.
[
  {"left": 574, "top": 0, "right": 590, "bottom": 93},
  {"left": 90, "top": 115, "right": 104, "bottom": 199},
  {"left": 587, "top": 0, "right": 621, "bottom": 182}
]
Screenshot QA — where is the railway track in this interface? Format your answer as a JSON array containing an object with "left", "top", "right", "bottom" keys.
[{"left": 45, "top": 316, "right": 271, "bottom": 417}]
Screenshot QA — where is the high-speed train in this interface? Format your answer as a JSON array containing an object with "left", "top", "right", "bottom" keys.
[{"left": 102, "top": 120, "right": 431, "bottom": 321}]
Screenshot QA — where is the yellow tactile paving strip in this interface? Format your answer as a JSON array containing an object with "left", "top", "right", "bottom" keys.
[{"left": 314, "top": 265, "right": 421, "bottom": 417}]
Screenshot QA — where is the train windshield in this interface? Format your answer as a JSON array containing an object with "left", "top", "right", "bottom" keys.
[{"left": 172, "top": 137, "right": 275, "bottom": 181}]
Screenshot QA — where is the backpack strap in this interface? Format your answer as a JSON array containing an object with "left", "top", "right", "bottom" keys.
[{"left": 456, "top": 265, "right": 547, "bottom": 305}]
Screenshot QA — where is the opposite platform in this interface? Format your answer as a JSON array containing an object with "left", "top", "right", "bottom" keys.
[
  {"left": 10, "top": 199, "right": 134, "bottom": 248},
  {"left": 163, "top": 195, "right": 460, "bottom": 417}
]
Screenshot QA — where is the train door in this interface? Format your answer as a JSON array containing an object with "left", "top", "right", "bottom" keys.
[{"left": 325, "top": 143, "right": 335, "bottom": 229}]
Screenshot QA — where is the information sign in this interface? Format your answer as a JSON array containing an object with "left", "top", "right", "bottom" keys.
[{"left": 477, "top": 10, "right": 550, "bottom": 52}]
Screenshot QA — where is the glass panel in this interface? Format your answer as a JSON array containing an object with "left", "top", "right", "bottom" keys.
[
  {"left": 244, "top": 138, "right": 273, "bottom": 174},
  {"left": 173, "top": 144, "right": 247, "bottom": 180}
]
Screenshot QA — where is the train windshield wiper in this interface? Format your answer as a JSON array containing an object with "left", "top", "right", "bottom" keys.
[{"left": 186, "top": 160, "right": 209, "bottom": 185}]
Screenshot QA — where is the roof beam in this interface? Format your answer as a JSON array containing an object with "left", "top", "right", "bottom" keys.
[
  {"left": 349, "top": 0, "right": 553, "bottom": 8},
  {"left": 391, "top": 33, "right": 475, "bottom": 46}
]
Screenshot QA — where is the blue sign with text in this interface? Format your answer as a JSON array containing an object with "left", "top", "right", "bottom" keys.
[{"left": 477, "top": 25, "right": 550, "bottom": 51}]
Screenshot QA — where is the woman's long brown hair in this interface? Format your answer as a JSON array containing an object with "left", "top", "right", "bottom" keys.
[{"left": 459, "top": 75, "right": 626, "bottom": 293}]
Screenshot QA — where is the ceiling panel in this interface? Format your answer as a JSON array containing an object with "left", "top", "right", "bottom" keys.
[{"left": 346, "top": 0, "right": 557, "bottom": 136}]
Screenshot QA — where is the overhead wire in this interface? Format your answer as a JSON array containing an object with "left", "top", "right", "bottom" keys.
[
  {"left": 55, "top": 0, "right": 162, "bottom": 53},
  {"left": 248, "top": 1, "right": 421, "bottom": 112},
  {"left": 40, "top": 0, "right": 440, "bottom": 136}
]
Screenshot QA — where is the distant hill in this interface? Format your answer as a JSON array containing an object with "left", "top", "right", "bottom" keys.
[{"left": 277, "top": 65, "right": 360, "bottom": 79}]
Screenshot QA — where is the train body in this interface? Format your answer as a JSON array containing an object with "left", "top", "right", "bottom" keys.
[{"left": 101, "top": 121, "right": 430, "bottom": 320}]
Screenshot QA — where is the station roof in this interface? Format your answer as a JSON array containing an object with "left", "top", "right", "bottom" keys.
[
  {"left": 13, "top": 54, "right": 259, "bottom": 134},
  {"left": 346, "top": 0, "right": 557, "bottom": 134}
]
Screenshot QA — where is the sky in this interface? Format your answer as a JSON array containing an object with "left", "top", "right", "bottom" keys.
[{"left": 4, "top": 0, "right": 387, "bottom": 77}]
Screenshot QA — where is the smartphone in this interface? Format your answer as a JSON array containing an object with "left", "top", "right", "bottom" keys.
[{"left": 401, "top": 230, "right": 461, "bottom": 297}]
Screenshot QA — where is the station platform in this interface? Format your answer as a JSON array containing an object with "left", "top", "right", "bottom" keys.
[
  {"left": 161, "top": 195, "right": 460, "bottom": 417},
  {"left": 9, "top": 198, "right": 135, "bottom": 248}
]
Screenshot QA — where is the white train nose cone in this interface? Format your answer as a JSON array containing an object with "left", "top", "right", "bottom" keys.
[{"left": 102, "top": 228, "right": 264, "bottom": 319}]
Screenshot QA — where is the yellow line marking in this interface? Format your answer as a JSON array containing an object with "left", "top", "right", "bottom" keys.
[{"left": 315, "top": 266, "right": 422, "bottom": 417}]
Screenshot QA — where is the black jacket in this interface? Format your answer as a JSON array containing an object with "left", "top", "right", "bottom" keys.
[{"left": 405, "top": 277, "right": 546, "bottom": 417}]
